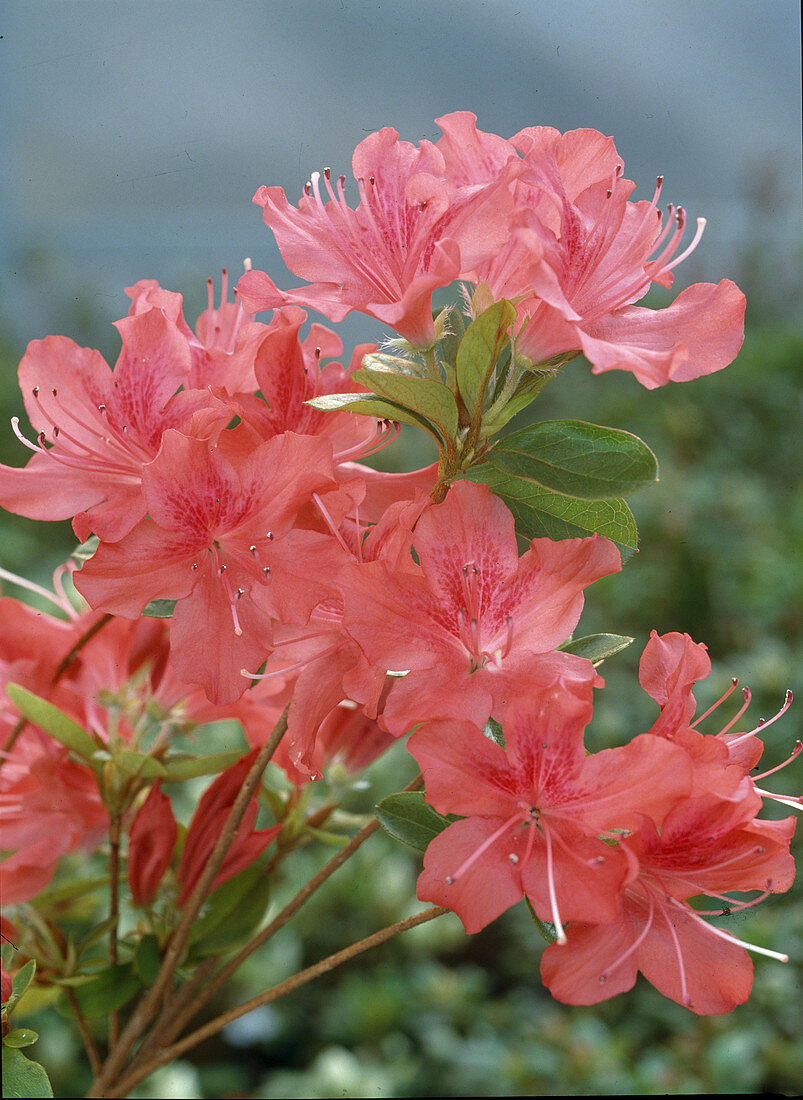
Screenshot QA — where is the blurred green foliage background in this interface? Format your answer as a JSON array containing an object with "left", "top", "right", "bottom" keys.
[{"left": 1, "top": 249, "right": 801, "bottom": 1096}]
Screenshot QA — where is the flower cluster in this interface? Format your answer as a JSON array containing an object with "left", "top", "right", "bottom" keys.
[{"left": 0, "top": 113, "right": 796, "bottom": 1028}]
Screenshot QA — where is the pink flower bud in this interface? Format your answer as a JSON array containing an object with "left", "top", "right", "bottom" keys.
[
  {"left": 127, "top": 783, "right": 178, "bottom": 907},
  {"left": 176, "top": 750, "right": 280, "bottom": 908}
]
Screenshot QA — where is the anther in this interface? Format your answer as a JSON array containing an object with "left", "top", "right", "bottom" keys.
[
  {"left": 191, "top": 563, "right": 198, "bottom": 571},
  {"left": 249, "top": 545, "right": 258, "bottom": 556},
  {"left": 32, "top": 386, "right": 39, "bottom": 397},
  {"left": 445, "top": 875, "right": 455, "bottom": 885},
  {"left": 509, "top": 853, "right": 519, "bottom": 864},
  {"left": 263, "top": 566, "right": 271, "bottom": 577},
  {"left": 236, "top": 588, "right": 245, "bottom": 599},
  {"left": 368, "top": 175, "right": 375, "bottom": 185}
]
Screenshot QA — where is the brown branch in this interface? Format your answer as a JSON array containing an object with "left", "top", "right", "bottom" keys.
[
  {"left": 64, "top": 987, "right": 103, "bottom": 1079},
  {"left": 107, "top": 816, "right": 122, "bottom": 1049},
  {"left": 107, "top": 906, "right": 448, "bottom": 1098},
  {"left": 130, "top": 772, "right": 425, "bottom": 1061},
  {"left": 87, "top": 705, "right": 290, "bottom": 1096}
]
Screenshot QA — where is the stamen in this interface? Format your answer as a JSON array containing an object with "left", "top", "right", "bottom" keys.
[
  {"left": 241, "top": 641, "right": 342, "bottom": 681},
  {"left": 752, "top": 740, "right": 801, "bottom": 781},
  {"left": 444, "top": 809, "right": 528, "bottom": 884},
  {"left": 667, "top": 896, "right": 788, "bottom": 963},
  {"left": 312, "top": 491, "right": 352, "bottom": 555},
  {"left": 543, "top": 823, "right": 567, "bottom": 944},
  {"left": 658, "top": 898, "right": 692, "bottom": 1006},
  {"left": 717, "top": 687, "right": 752, "bottom": 736},
  {"left": 0, "top": 566, "right": 74, "bottom": 616},
  {"left": 691, "top": 676, "right": 739, "bottom": 727},
  {"left": 600, "top": 891, "right": 655, "bottom": 982}
]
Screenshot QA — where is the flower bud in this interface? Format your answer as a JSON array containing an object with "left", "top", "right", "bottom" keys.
[{"left": 127, "top": 783, "right": 177, "bottom": 907}]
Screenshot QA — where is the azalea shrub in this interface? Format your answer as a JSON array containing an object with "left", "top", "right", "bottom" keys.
[{"left": 0, "top": 113, "right": 798, "bottom": 1098}]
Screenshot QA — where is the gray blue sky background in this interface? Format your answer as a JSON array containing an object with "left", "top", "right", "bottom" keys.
[{"left": 1, "top": 0, "right": 800, "bottom": 354}]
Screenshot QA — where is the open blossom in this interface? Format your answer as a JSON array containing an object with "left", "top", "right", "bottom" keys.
[
  {"left": 126, "top": 272, "right": 270, "bottom": 394},
  {"left": 0, "top": 308, "right": 229, "bottom": 542},
  {"left": 74, "top": 428, "right": 345, "bottom": 704},
  {"left": 340, "top": 479, "right": 621, "bottom": 734},
  {"left": 541, "top": 794, "right": 796, "bottom": 1015},
  {"left": 237, "top": 120, "right": 519, "bottom": 345},
  {"left": 478, "top": 124, "right": 746, "bottom": 387},
  {"left": 410, "top": 691, "right": 692, "bottom": 936}
]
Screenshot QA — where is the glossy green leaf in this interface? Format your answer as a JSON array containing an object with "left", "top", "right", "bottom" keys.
[
  {"left": 353, "top": 365, "right": 459, "bottom": 440},
  {"left": 187, "top": 864, "right": 266, "bottom": 947},
  {"left": 1, "top": 1046, "right": 53, "bottom": 1098},
  {"left": 134, "top": 934, "right": 162, "bottom": 987},
  {"left": 3, "top": 1030, "right": 39, "bottom": 1049},
  {"left": 456, "top": 299, "right": 517, "bottom": 417},
  {"left": 69, "top": 964, "right": 140, "bottom": 1018},
  {"left": 187, "top": 865, "right": 272, "bottom": 959},
  {"left": 5, "top": 685, "right": 100, "bottom": 767},
  {"left": 142, "top": 598, "right": 177, "bottom": 619},
  {"left": 114, "top": 751, "right": 168, "bottom": 779},
  {"left": 525, "top": 897, "right": 558, "bottom": 944},
  {"left": 463, "top": 464, "right": 638, "bottom": 559},
  {"left": 559, "top": 633, "right": 635, "bottom": 666},
  {"left": 482, "top": 717, "right": 505, "bottom": 749},
  {"left": 161, "top": 750, "right": 243, "bottom": 782},
  {"left": 307, "top": 392, "right": 446, "bottom": 440},
  {"left": 376, "top": 791, "right": 456, "bottom": 853},
  {"left": 9, "top": 961, "right": 36, "bottom": 1004},
  {"left": 476, "top": 419, "right": 658, "bottom": 500}
]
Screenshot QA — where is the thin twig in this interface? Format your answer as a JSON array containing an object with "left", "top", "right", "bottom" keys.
[
  {"left": 132, "top": 772, "right": 425, "bottom": 1058},
  {"left": 132, "top": 958, "right": 218, "bottom": 1064},
  {"left": 88, "top": 705, "right": 290, "bottom": 1096},
  {"left": 107, "top": 816, "right": 121, "bottom": 1049},
  {"left": 107, "top": 906, "right": 448, "bottom": 1098},
  {"left": 63, "top": 987, "right": 103, "bottom": 1079}
]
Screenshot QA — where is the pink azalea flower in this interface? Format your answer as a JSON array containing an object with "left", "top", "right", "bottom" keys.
[
  {"left": 410, "top": 691, "right": 692, "bottom": 936},
  {"left": 541, "top": 795, "right": 796, "bottom": 1014},
  {"left": 639, "top": 630, "right": 800, "bottom": 810},
  {"left": 126, "top": 272, "right": 271, "bottom": 394},
  {"left": 237, "top": 120, "right": 518, "bottom": 345},
  {"left": 74, "top": 428, "right": 344, "bottom": 704},
  {"left": 0, "top": 309, "right": 229, "bottom": 542},
  {"left": 473, "top": 125, "right": 746, "bottom": 388},
  {"left": 340, "top": 480, "right": 622, "bottom": 734}
]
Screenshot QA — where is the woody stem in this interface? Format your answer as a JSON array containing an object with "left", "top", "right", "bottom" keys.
[
  {"left": 87, "top": 704, "right": 290, "bottom": 1096},
  {"left": 104, "top": 906, "right": 449, "bottom": 1099},
  {"left": 121, "top": 773, "right": 426, "bottom": 1080}
]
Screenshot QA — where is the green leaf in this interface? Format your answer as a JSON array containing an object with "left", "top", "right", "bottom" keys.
[
  {"left": 187, "top": 864, "right": 266, "bottom": 948},
  {"left": 376, "top": 791, "right": 456, "bottom": 853},
  {"left": 133, "top": 934, "right": 162, "bottom": 987},
  {"left": 456, "top": 299, "right": 517, "bottom": 417},
  {"left": 476, "top": 419, "right": 658, "bottom": 500},
  {"left": 3, "top": 1030, "right": 39, "bottom": 1049},
  {"left": 10, "top": 961, "right": 36, "bottom": 1004},
  {"left": 5, "top": 685, "right": 100, "bottom": 768},
  {"left": 114, "top": 751, "right": 168, "bottom": 779},
  {"left": 161, "top": 750, "right": 243, "bottom": 782},
  {"left": 70, "top": 964, "right": 140, "bottom": 1017},
  {"left": 1, "top": 1046, "right": 53, "bottom": 1098},
  {"left": 463, "top": 464, "right": 638, "bottom": 559},
  {"left": 142, "top": 598, "right": 177, "bottom": 619},
  {"left": 353, "top": 365, "right": 459, "bottom": 441},
  {"left": 525, "top": 897, "right": 558, "bottom": 944},
  {"left": 307, "top": 392, "right": 446, "bottom": 440},
  {"left": 482, "top": 717, "right": 505, "bottom": 749},
  {"left": 481, "top": 368, "right": 560, "bottom": 436},
  {"left": 187, "top": 865, "right": 272, "bottom": 959},
  {"left": 76, "top": 916, "right": 118, "bottom": 957},
  {"left": 559, "top": 633, "right": 634, "bottom": 666}
]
